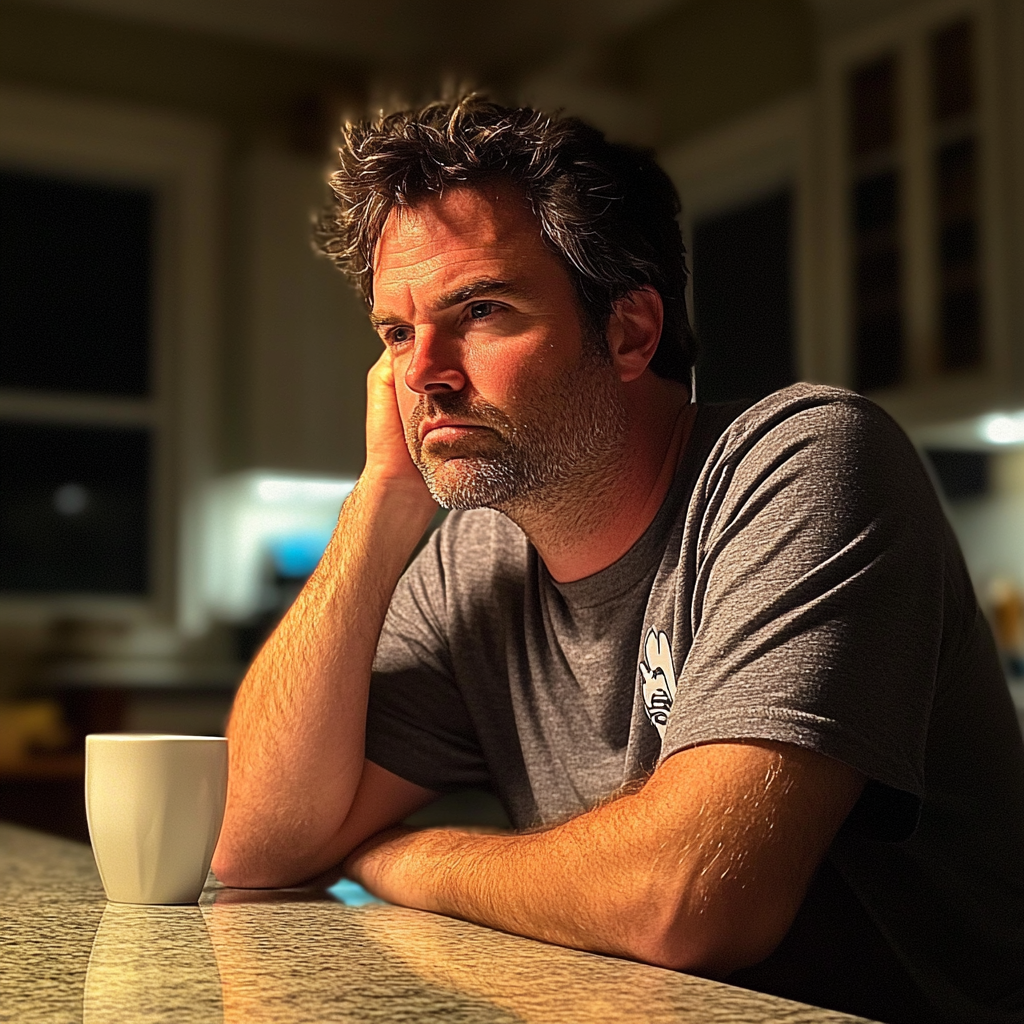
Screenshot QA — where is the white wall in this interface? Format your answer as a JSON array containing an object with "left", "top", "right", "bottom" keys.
[{"left": 243, "top": 146, "right": 381, "bottom": 476}]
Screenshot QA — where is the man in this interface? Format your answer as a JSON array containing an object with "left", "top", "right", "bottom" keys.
[{"left": 213, "top": 97, "right": 1024, "bottom": 1023}]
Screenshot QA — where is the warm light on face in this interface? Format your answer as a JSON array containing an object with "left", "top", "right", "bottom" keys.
[{"left": 979, "top": 413, "right": 1024, "bottom": 445}]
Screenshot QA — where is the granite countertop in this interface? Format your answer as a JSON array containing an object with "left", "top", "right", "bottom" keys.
[{"left": 1, "top": 822, "right": 878, "bottom": 1024}]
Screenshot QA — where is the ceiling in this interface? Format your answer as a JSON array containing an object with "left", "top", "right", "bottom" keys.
[
  {"left": 9, "top": 1, "right": 919, "bottom": 134},
  {"left": 22, "top": 0, "right": 687, "bottom": 73},
  {"left": 806, "top": 0, "right": 917, "bottom": 34}
]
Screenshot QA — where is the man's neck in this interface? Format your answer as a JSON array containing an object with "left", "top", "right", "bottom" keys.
[{"left": 504, "top": 376, "right": 695, "bottom": 583}]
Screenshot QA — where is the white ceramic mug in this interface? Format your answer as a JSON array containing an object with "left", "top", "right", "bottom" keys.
[{"left": 85, "top": 734, "right": 228, "bottom": 905}]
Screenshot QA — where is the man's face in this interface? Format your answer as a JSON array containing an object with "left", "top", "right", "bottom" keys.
[{"left": 371, "top": 185, "right": 626, "bottom": 511}]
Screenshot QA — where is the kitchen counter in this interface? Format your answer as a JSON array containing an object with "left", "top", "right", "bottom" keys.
[{"left": 1, "top": 822, "right": 878, "bottom": 1024}]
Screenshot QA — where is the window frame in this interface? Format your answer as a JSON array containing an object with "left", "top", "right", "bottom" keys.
[{"left": 0, "top": 86, "right": 221, "bottom": 630}]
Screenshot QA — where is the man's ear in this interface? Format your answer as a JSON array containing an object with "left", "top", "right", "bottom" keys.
[{"left": 606, "top": 287, "right": 663, "bottom": 383}]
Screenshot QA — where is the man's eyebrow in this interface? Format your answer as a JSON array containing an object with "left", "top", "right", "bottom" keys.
[
  {"left": 368, "top": 311, "right": 405, "bottom": 329},
  {"left": 369, "top": 278, "right": 516, "bottom": 329},
  {"left": 434, "top": 278, "right": 516, "bottom": 310}
]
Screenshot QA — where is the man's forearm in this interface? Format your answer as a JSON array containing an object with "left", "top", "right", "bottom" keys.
[
  {"left": 213, "top": 474, "right": 435, "bottom": 887},
  {"left": 344, "top": 799, "right": 672, "bottom": 966},
  {"left": 343, "top": 784, "right": 711, "bottom": 973},
  {"left": 344, "top": 742, "right": 865, "bottom": 978}
]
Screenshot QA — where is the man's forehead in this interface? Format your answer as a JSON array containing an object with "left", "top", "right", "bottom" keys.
[
  {"left": 377, "top": 186, "right": 538, "bottom": 256},
  {"left": 372, "top": 185, "right": 547, "bottom": 298}
]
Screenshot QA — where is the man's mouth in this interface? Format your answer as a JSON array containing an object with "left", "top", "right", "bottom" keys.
[
  {"left": 409, "top": 397, "right": 512, "bottom": 459},
  {"left": 415, "top": 422, "right": 507, "bottom": 468},
  {"left": 421, "top": 424, "right": 487, "bottom": 445},
  {"left": 419, "top": 418, "right": 491, "bottom": 444}
]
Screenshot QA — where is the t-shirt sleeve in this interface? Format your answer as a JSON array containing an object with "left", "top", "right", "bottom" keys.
[
  {"left": 365, "top": 526, "right": 491, "bottom": 793},
  {"left": 662, "top": 394, "right": 946, "bottom": 806}
]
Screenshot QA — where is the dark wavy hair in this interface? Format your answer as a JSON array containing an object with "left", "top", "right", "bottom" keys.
[{"left": 315, "top": 95, "right": 696, "bottom": 384}]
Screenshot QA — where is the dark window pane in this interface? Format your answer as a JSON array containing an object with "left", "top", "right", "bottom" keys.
[
  {"left": 0, "top": 169, "right": 152, "bottom": 396},
  {"left": 935, "top": 138, "right": 982, "bottom": 369},
  {"left": 853, "top": 173, "right": 899, "bottom": 231},
  {"left": 855, "top": 311, "right": 904, "bottom": 392},
  {"left": 940, "top": 220, "right": 978, "bottom": 266},
  {"left": 936, "top": 138, "right": 978, "bottom": 222},
  {"left": 852, "top": 172, "right": 904, "bottom": 391},
  {"left": 931, "top": 19, "right": 975, "bottom": 122},
  {"left": 924, "top": 449, "right": 988, "bottom": 500},
  {"left": 692, "top": 189, "right": 795, "bottom": 404},
  {"left": 0, "top": 421, "right": 150, "bottom": 594},
  {"left": 850, "top": 55, "right": 899, "bottom": 158},
  {"left": 941, "top": 290, "right": 982, "bottom": 367}
]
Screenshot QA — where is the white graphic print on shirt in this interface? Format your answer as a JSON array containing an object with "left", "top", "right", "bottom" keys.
[{"left": 639, "top": 626, "right": 677, "bottom": 740}]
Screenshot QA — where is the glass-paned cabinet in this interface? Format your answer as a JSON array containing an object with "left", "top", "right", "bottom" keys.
[
  {"left": 849, "top": 53, "right": 904, "bottom": 391},
  {"left": 821, "top": 0, "right": 1016, "bottom": 422},
  {"left": 929, "top": 18, "right": 982, "bottom": 372}
]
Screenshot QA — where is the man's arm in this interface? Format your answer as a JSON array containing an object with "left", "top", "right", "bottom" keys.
[
  {"left": 345, "top": 739, "right": 865, "bottom": 977},
  {"left": 212, "top": 352, "right": 439, "bottom": 888}
]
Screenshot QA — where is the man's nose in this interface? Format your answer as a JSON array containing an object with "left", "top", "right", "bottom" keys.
[{"left": 403, "top": 326, "right": 466, "bottom": 395}]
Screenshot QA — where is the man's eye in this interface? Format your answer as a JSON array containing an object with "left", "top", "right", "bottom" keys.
[
  {"left": 469, "top": 301, "right": 495, "bottom": 320},
  {"left": 389, "top": 326, "right": 413, "bottom": 344}
]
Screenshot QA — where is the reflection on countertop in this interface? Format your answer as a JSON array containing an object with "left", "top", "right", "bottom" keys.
[
  {"left": 85, "top": 903, "right": 223, "bottom": 1023},
  {"left": 1, "top": 822, "right": 878, "bottom": 1024}
]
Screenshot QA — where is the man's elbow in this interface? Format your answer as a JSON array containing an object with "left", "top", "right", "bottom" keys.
[
  {"left": 211, "top": 845, "right": 301, "bottom": 890},
  {"left": 211, "top": 833, "right": 342, "bottom": 890},
  {"left": 619, "top": 902, "right": 790, "bottom": 978}
]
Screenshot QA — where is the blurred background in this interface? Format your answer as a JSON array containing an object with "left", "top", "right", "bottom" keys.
[{"left": 1, "top": 0, "right": 1024, "bottom": 840}]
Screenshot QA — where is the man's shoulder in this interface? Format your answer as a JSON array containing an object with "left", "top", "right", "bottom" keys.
[
  {"left": 720, "top": 381, "right": 896, "bottom": 435},
  {"left": 685, "top": 382, "right": 937, "bottom": 533},
  {"left": 702, "top": 382, "right": 914, "bottom": 466}
]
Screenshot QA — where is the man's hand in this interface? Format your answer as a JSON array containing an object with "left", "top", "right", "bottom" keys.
[
  {"left": 343, "top": 740, "right": 865, "bottom": 978},
  {"left": 364, "top": 348, "right": 435, "bottom": 502}
]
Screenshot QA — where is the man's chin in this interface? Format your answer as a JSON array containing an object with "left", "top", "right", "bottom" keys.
[{"left": 420, "top": 456, "right": 519, "bottom": 511}]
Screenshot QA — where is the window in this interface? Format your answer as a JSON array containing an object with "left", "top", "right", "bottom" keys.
[
  {"left": 0, "top": 169, "right": 153, "bottom": 396},
  {"left": 0, "top": 87, "right": 220, "bottom": 627},
  {"left": 0, "top": 169, "right": 155, "bottom": 597},
  {"left": 0, "top": 421, "right": 150, "bottom": 594},
  {"left": 691, "top": 189, "right": 796, "bottom": 403},
  {"left": 660, "top": 96, "right": 814, "bottom": 402}
]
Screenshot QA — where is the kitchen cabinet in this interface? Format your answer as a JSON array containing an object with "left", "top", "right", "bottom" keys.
[{"left": 817, "top": 0, "right": 1024, "bottom": 429}]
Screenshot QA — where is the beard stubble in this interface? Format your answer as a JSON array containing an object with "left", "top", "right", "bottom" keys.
[{"left": 404, "top": 348, "right": 628, "bottom": 514}]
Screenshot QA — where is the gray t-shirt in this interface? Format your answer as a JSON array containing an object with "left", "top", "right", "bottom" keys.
[{"left": 367, "top": 383, "right": 1024, "bottom": 1024}]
